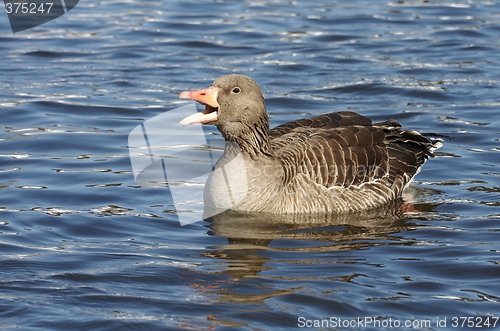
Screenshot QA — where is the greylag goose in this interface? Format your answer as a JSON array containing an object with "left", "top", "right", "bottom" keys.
[{"left": 179, "top": 74, "right": 442, "bottom": 214}]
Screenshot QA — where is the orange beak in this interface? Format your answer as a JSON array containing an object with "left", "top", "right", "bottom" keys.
[{"left": 178, "top": 86, "right": 220, "bottom": 126}]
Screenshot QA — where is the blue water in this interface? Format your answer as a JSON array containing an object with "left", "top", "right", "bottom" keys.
[{"left": 1, "top": 1, "right": 500, "bottom": 330}]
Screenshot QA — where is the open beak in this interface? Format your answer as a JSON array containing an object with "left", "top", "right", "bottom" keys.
[{"left": 178, "top": 86, "right": 220, "bottom": 126}]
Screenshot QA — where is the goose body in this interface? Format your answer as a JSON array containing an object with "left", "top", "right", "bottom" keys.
[{"left": 179, "top": 75, "right": 442, "bottom": 214}]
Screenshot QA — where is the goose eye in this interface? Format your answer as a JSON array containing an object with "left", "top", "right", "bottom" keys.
[{"left": 232, "top": 87, "right": 241, "bottom": 94}]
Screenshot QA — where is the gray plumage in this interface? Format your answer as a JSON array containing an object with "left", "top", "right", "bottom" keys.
[{"left": 180, "top": 74, "right": 443, "bottom": 214}]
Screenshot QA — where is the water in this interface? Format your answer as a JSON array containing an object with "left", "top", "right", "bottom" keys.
[{"left": 1, "top": 0, "right": 500, "bottom": 330}]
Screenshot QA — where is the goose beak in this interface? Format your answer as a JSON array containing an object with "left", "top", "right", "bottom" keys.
[{"left": 178, "top": 86, "right": 220, "bottom": 126}]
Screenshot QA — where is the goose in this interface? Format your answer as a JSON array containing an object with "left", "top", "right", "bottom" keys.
[{"left": 179, "top": 74, "right": 442, "bottom": 214}]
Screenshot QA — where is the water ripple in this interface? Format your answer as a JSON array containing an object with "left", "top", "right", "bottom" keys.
[{"left": 1, "top": 0, "right": 500, "bottom": 330}]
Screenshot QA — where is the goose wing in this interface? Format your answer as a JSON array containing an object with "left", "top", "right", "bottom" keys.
[
  {"left": 272, "top": 125, "right": 390, "bottom": 189},
  {"left": 271, "top": 113, "right": 439, "bottom": 191}
]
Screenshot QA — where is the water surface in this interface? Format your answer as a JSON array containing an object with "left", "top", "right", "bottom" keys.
[{"left": 1, "top": 1, "right": 500, "bottom": 330}]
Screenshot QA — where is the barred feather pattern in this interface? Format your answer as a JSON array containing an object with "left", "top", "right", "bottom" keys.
[{"left": 211, "top": 111, "right": 441, "bottom": 214}]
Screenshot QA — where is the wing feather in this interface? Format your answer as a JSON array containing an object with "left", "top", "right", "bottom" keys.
[
  {"left": 273, "top": 125, "right": 390, "bottom": 190},
  {"left": 270, "top": 112, "right": 440, "bottom": 197}
]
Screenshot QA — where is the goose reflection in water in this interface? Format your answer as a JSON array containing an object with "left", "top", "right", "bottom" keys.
[{"left": 200, "top": 195, "right": 441, "bottom": 287}]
